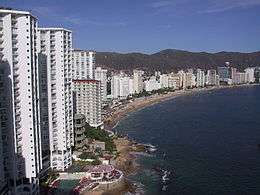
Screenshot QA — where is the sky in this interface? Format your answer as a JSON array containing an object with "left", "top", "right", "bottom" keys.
[{"left": 2, "top": 0, "right": 260, "bottom": 53}]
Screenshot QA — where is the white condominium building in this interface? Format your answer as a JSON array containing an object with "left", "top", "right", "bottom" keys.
[
  {"left": 133, "top": 69, "right": 144, "bottom": 94},
  {"left": 233, "top": 72, "right": 247, "bottom": 84},
  {"left": 184, "top": 72, "right": 196, "bottom": 89},
  {"left": 73, "top": 80, "right": 102, "bottom": 128},
  {"left": 206, "top": 69, "right": 217, "bottom": 86},
  {"left": 95, "top": 67, "right": 108, "bottom": 102},
  {"left": 72, "top": 49, "right": 95, "bottom": 79},
  {"left": 160, "top": 74, "right": 169, "bottom": 88},
  {"left": 37, "top": 28, "right": 73, "bottom": 171},
  {"left": 177, "top": 70, "right": 186, "bottom": 89},
  {"left": 245, "top": 68, "right": 255, "bottom": 83},
  {"left": 111, "top": 74, "right": 132, "bottom": 99},
  {"left": 144, "top": 76, "right": 161, "bottom": 92},
  {"left": 0, "top": 8, "right": 42, "bottom": 194},
  {"left": 196, "top": 69, "right": 206, "bottom": 87},
  {"left": 168, "top": 73, "right": 182, "bottom": 89}
]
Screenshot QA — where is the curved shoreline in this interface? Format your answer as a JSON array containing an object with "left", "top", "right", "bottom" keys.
[
  {"left": 108, "top": 83, "right": 259, "bottom": 194},
  {"left": 105, "top": 84, "right": 260, "bottom": 131}
]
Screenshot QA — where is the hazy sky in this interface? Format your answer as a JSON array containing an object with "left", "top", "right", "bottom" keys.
[{"left": 2, "top": 0, "right": 260, "bottom": 53}]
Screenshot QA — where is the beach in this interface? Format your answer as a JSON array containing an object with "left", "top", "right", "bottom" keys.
[{"left": 104, "top": 84, "right": 257, "bottom": 131}]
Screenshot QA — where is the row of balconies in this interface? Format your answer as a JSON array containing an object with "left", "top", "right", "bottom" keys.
[
  {"left": 14, "top": 90, "right": 20, "bottom": 97},
  {"left": 12, "top": 28, "right": 18, "bottom": 35}
]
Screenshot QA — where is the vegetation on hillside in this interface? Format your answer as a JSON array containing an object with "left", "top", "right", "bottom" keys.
[{"left": 96, "top": 49, "right": 260, "bottom": 72}]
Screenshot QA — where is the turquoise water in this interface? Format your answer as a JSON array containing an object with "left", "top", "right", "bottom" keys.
[{"left": 114, "top": 85, "right": 260, "bottom": 195}]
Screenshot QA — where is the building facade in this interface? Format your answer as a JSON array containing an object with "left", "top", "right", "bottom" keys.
[
  {"left": 73, "top": 80, "right": 102, "bottom": 128},
  {"left": 37, "top": 28, "right": 73, "bottom": 171},
  {"left": 74, "top": 114, "right": 86, "bottom": 149},
  {"left": 0, "top": 8, "right": 42, "bottom": 194},
  {"left": 245, "top": 68, "right": 255, "bottom": 83},
  {"left": 196, "top": 69, "right": 205, "bottom": 87},
  {"left": 144, "top": 76, "right": 161, "bottom": 92},
  {"left": 111, "top": 74, "right": 132, "bottom": 99},
  {"left": 95, "top": 67, "right": 107, "bottom": 102},
  {"left": 217, "top": 66, "right": 230, "bottom": 82},
  {"left": 133, "top": 69, "right": 144, "bottom": 94},
  {"left": 206, "top": 69, "right": 217, "bottom": 86},
  {"left": 72, "top": 50, "right": 95, "bottom": 80}
]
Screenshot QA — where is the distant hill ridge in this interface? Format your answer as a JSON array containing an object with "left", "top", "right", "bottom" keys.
[{"left": 96, "top": 49, "right": 260, "bottom": 73}]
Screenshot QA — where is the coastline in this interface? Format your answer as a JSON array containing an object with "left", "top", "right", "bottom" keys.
[
  {"left": 105, "top": 84, "right": 259, "bottom": 132},
  {"left": 107, "top": 83, "right": 259, "bottom": 194}
]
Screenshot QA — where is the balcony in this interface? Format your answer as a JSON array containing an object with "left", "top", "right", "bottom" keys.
[
  {"left": 17, "top": 146, "right": 22, "bottom": 154},
  {"left": 12, "top": 43, "right": 18, "bottom": 50},
  {"left": 15, "top": 110, "right": 21, "bottom": 116},
  {"left": 17, "top": 141, "right": 22, "bottom": 147},
  {"left": 15, "top": 104, "right": 21, "bottom": 110},
  {"left": 14, "top": 90, "right": 20, "bottom": 97},
  {"left": 12, "top": 28, "right": 18, "bottom": 35},
  {"left": 14, "top": 84, "right": 19, "bottom": 90},
  {"left": 14, "top": 99, "right": 21, "bottom": 104},
  {"left": 14, "top": 77, "right": 19, "bottom": 84},
  {"left": 12, "top": 38, "right": 18, "bottom": 44},
  {"left": 13, "top": 71, "right": 19, "bottom": 77},
  {"left": 13, "top": 59, "right": 18, "bottom": 64},
  {"left": 13, "top": 51, "right": 18, "bottom": 56},
  {"left": 16, "top": 123, "right": 21, "bottom": 129}
]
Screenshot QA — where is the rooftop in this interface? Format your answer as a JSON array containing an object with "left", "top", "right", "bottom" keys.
[
  {"left": 38, "top": 27, "right": 72, "bottom": 33},
  {"left": 0, "top": 7, "right": 37, "bottom": 19}
]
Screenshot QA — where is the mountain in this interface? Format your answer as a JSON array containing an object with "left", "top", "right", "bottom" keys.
[{"left": 96, "top": 49, "right": 260, "bottom": 73}]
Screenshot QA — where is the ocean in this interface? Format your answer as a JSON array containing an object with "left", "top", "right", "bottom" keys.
[{"left": 114, "top": 85, "right": 260, "bottom": 195}]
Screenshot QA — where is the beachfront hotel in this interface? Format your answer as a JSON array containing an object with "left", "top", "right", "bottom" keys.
[
  {"left": 72, "top": 49, "right": 96, "bottom": 80},
  {"left": 111, "top": 73, "right": 133, "bottom": 99},
  {"left": 133, "top": 69, "right": 144, "bottom": 94},
  {"left": 37, "top": 27, "right": 74, "bottom": 171},
  {"left": 206, "top": 69, "right": 219, "bottom": 86},
  {"left": 144, "top": 76, "right": 161, "bottom": 92},
  {"left": 73, "top": 80, "right": 102, "bottom": 128},
  {"left": 0, "top": 8, "right": 43, "bottom": 194},
  {"left": 95, "top": 67, "right": 108, "bottom": 102},
  {"left": 196, "top": 69, "right": 206, "bottom": 87}
]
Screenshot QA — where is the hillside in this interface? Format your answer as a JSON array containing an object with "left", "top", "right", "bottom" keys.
[{"left": 96, "top": 49, "right": 260, "bottom": 72}]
